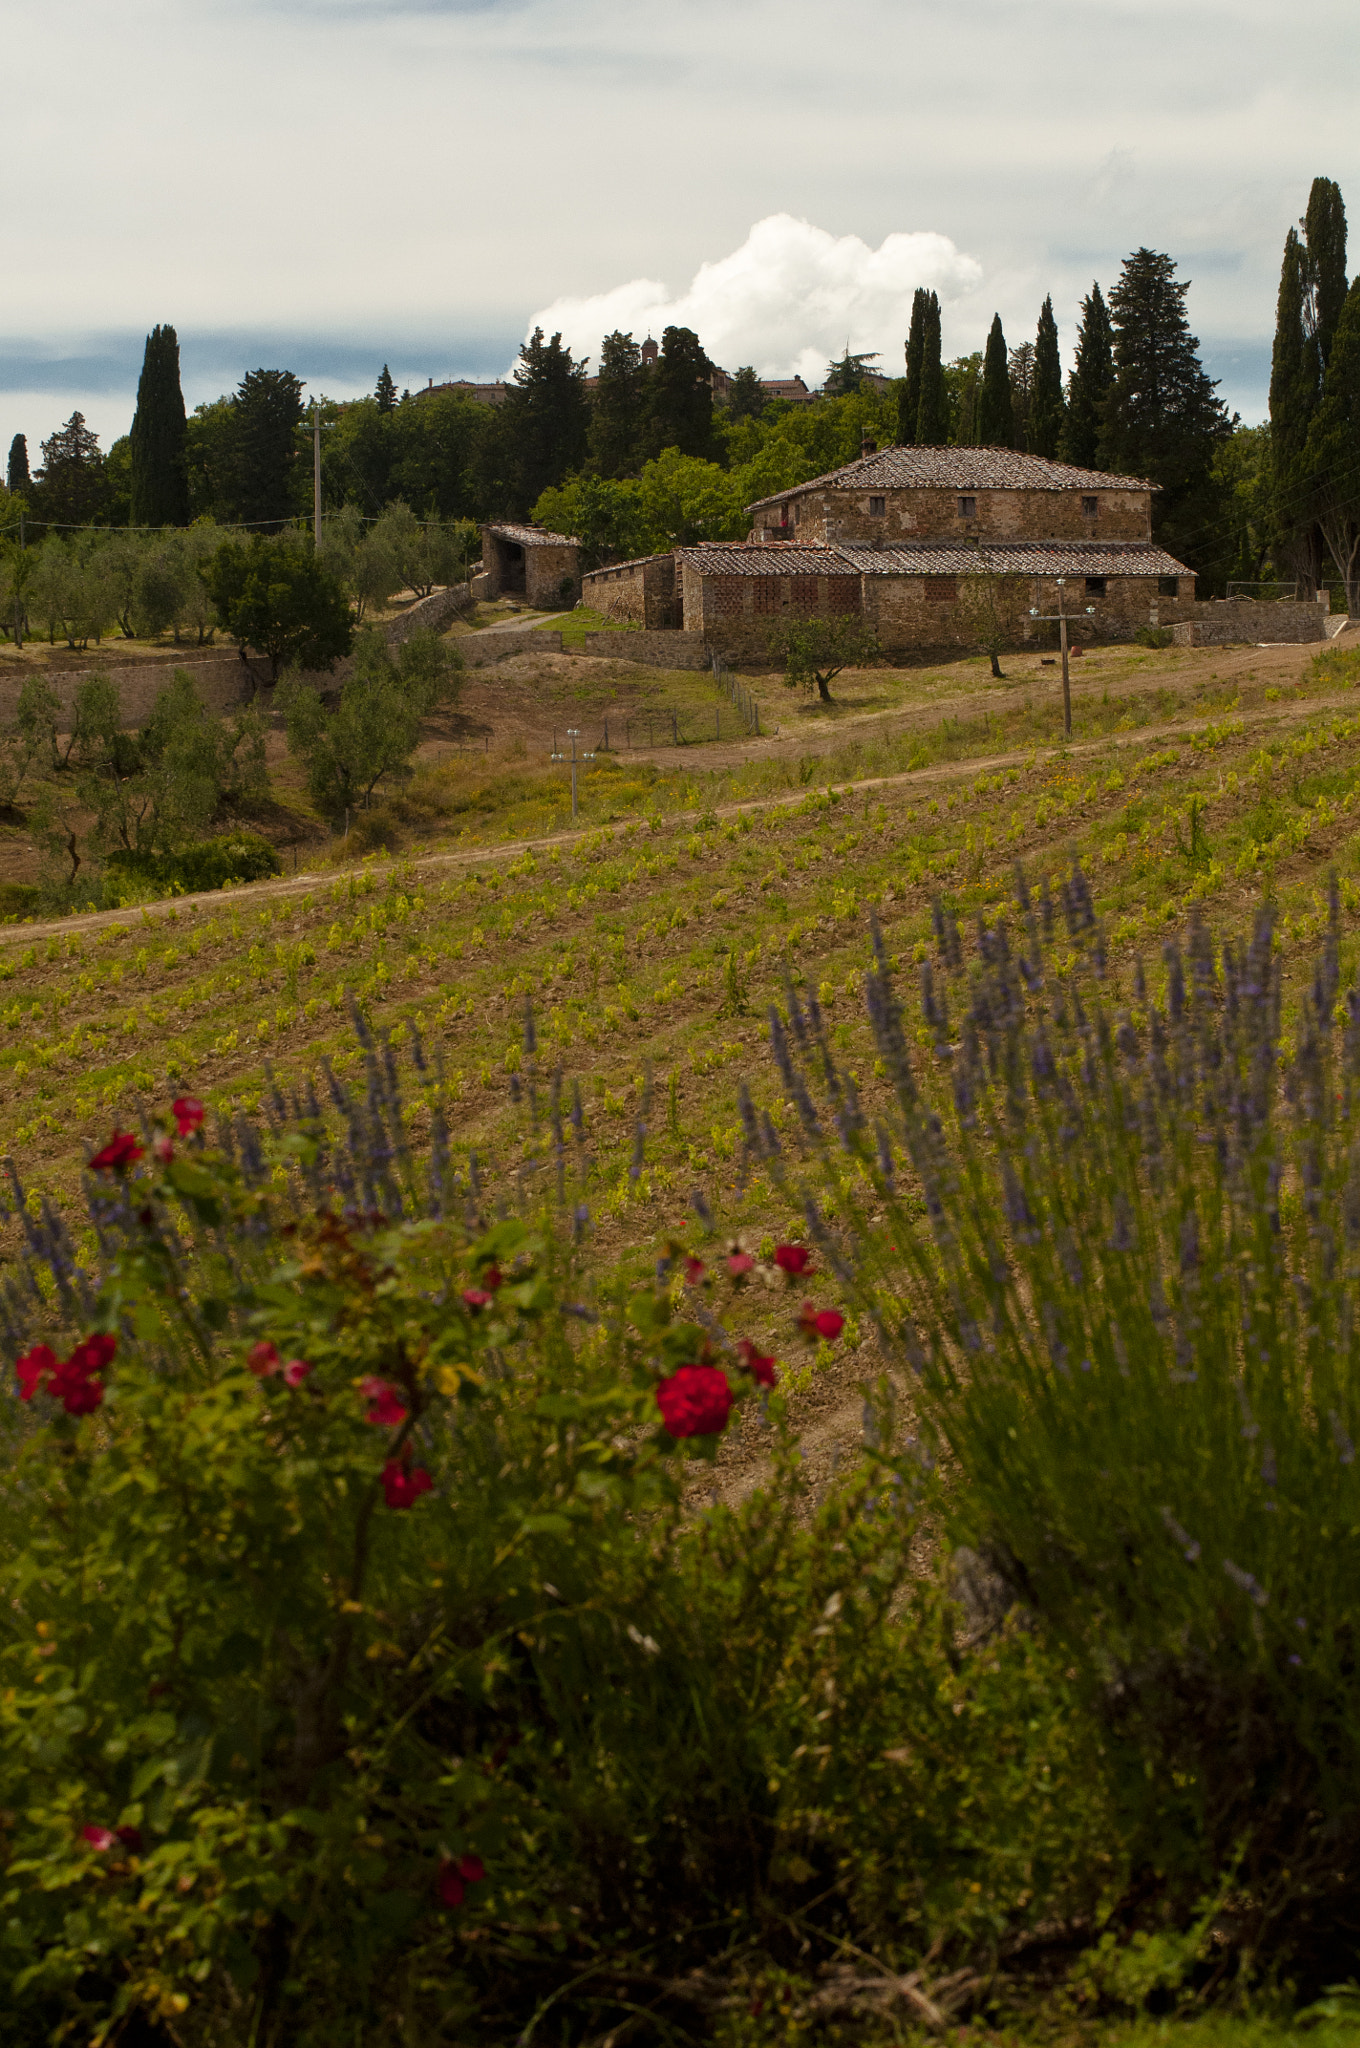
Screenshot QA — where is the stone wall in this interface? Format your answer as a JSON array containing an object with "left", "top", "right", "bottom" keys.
[
  {"left": 580, "top": 630, "right": 709, "bottom": 669},
  {"left": 1159, "top": 598, "right": 1327, "bottom": 646},
  {"left": 459, "top": 628, "right": 563, "bottom": 667},
  {"left": 384, "top": 583, "right": 473, "bottom": 644},
  {"left": 582, "top": 555, "right": 678, "bottom": 628},
  {"left": 481, "top": 530, "right": 581, "bottom": 606},
  {"left": 0, "top": 651, "right": 259, "bottom": 728},
  {"left": 765, "top": 484, "right": 1152, "bottom": 549}
]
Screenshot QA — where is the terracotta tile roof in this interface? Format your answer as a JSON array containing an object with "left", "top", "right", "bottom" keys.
[
  {"left": 746, "top": 445, "right": 1157, "bottom": 512},
  {"left": 836, "top": 540, "right": 1192, "bottom": 578},
  {"left": 485, "top": 522, "right": 578, "bottom": 548},
  {"left": 674, "top": 543, "right": 858, "bottom": 576}
]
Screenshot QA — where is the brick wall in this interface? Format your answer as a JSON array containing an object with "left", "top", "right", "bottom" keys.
[
  {"left": 770, "top": 484, "right": 1152, "bottom": 548},
  {"left": 582, "top": 555, "right": 677, "bottom": 627}
]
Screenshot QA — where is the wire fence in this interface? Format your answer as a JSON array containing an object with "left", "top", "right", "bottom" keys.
[
  {"left": 711, "top": 651, "right": 762, "bottom": 736},
  {"left": 592, "top": 702, "right": 759, "bottom": 751},
  {"left": 1225, "top": 580, "right": 1302, "bottom": 601}
]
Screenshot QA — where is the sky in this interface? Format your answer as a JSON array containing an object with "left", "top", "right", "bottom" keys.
[{"left": 4, "top": 0, "right": 1359, "bottom": 459}]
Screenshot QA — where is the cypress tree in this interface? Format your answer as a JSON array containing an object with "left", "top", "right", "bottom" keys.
[
  {"left": 1008, "top": 343, "right": 1035, "bottom": 450},
  {"left": 1059, "top": 284, "right": 1114, "bottom": 467},
  {"left": 978, "top": 315, "right": 1012, "bottom": 447},
  {"left": 1029, "top": 295, "right": 1065, "bottom": 457},
  {"left": 226, "top": 369, "right": 305, "bottom": 530},
  {"left": 900, "top": 289, "right": 928, "bottom": 445},
  {"left": 1304, "top": 177, "right": 1348, "bottom": 372},
  {"left": 589, "top": 330, "right": 647, "bottom": 476},
  {"left": 374, "top": 365, "right": 398, "bottom": 413},
  {"left": 646, "top": 326, "right": 715, "bottom": 461},
  {"left": 1269, "top": 228, "right": 1319, "bottom": 587},
  {"left": 129, "top": 325, "right": 191, "bottom": 528},
  {"left": 1302, "top": 275, "right": 1360, "bottom": 613},
  {"left": 1099, "top": 248, "right": 1232, "bottom": 566},
  {"left": 7, "top": 434, "right": 29, "bottom": 496},
  {"left": 915, "top": 293, "right": 946, "bottom": 445}
]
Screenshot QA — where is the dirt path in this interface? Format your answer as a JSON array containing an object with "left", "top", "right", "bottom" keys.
[{"left": 5, "top": 678, "right": 1355, "bottom": 949}]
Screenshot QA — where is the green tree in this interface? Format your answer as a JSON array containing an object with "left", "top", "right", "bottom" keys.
[
  {"left": 34, "top": 412, "right": 109, "bottom": 527},
  {"left": 532, "top": 474, "right": 649, "bottom": 570},
  {"left": 501, "top": 329, "right": 590, "bottom": 515},
  {"left": 367, "top": 502, "right": 469, "bottom": 598},
  {"left": 943, "top": 353, "right": 983, "bottom": 446},
  {"left": 1270, "top": 227, "right": 1320, "bottom": 588},
  {"left": 1029, "top": 296, "right": 1065, "bottom": 458},
  {"left": 185, "top": 398, "right": 236, "bottom": 521},
  {"left": 915, "top": 294, "right": 946, "bottom": 446},
  {"left": 824, "top": 348, "right": 878, "bottom": 400},
  {"left": 129, "top": 324, "right": 191, "bottom": 528},
  {"left": 725, "top": 365, "right": 765, "bottom": 424},
  {"left": 205, "top": 536, "right": 354, "bottom": 680},
  {"left": 978, "top": 316, "right": 1013, "bottom": 448},
  {"left": 1213, "top": 424, "right": 1274, "bottom": 586},
  {"left": 1008, "top": 342, "right": 1035, "bottom": 451},
  {"left": 278, "top": 627, "right": 461, "bottom": 817},
  {"left": 637, "top": 448, "right": 745, "bottom": 547},
  {"left": 1304, "top": 176, "right": 1348, "bottom": 374},
  {"left": 7, "top": 433, "right": 29, "bottom": 496},
  {"left": 899, "top": 291, "right": 928, "bottom": 445},
  {"left": 225, "top": 369, "right": 305, "bottom": 530},
  {"left": 1100, "top": 248, "right": 1233, "bottom": 568},
  {"left": 374, "top": 364, "right": 398, "bottom": 414},
  {"left": 589, "top": 331, "right": 647, "bottom": 478},
  {"left": 1059, "top": 284, "right": 1114, "bottom": 467},
  {"left": 1302, "top": 276, "right": 1360, "bottom": 614},
  {"left": 768, "top": 613, "right": 880, "bottom": 702},
  {"left": 647, "top": 326, "right": 716, "bottom": 460}
]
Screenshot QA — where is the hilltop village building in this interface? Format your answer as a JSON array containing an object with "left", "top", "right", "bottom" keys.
[{"left": 584, "top": 445, "right": 1201, "bottom": 655}]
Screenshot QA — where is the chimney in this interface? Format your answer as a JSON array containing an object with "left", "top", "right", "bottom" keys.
[
  {"left": 861, "top": 434, "right": 877, "bottom": 457},
  {"left": 428, "top": 377, "right": 433, "bottom": 389}
]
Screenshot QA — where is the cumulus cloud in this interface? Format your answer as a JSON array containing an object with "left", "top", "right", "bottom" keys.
[{"left": 524, "top": 214, "right": 983, "bottom": 385}]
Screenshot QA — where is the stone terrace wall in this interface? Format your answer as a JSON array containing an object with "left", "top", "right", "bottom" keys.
[
  {"left": 1161, "top": 599, "right": 1327, "bottom": 646},
  {"left": 0, "top": 651, "right": 260, "bottom": 728},
  {"left": 580, "top": 630, "right": 708, "bottom": 668}
]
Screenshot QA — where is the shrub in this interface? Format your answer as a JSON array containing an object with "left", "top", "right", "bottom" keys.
[
  {"left": 106, "top": 830, "right": 281, "bottom": 895},
  {"left": 1133, "top": 624, "right": 1174, "bottom": 648},
  {"left": 0, "top": 1034, "right": 1113, "bottom": 2040},
  {"left": 761, "top": 872, "right": 1360, "bottom": 1969}
]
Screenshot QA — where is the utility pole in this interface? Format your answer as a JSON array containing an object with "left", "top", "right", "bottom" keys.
[
  {"left": 1028, "top": 578, "right": 1096, "bottom": 739},
  {"left": 551, "top": 726, "right": 595, "bottom": 823},
  {"left": 310, "top": 397, "right": 322, "bottom": 546}
]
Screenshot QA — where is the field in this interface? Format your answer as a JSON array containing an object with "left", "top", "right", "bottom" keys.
[{"left": 3, "top": 622, "right": 1358, "bottom": 1497}]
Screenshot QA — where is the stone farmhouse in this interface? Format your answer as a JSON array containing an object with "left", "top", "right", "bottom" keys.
[
  {"left": 584, "top": 444, "right": 1215, "bottom": 657},
  {"left": 480, "top": 523, "right": 582, "bottom": 606}
]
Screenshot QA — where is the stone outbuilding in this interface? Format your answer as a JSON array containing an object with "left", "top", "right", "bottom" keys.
[
  {"left": 480, "top": 523, "right": 582, "bottom": 606},
  {"left": 580, "top": 554, "right": 679, "bottom": 628},
  {"left": 747, "top": 446, "right": 1156, "bottom": 548}
]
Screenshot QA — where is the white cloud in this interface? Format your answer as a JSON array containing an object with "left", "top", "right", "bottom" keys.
[{"left": 524, "top": 214, "right": 983, "bottom": 385}]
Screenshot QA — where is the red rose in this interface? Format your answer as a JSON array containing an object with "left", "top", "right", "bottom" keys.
[
  {"left": 81, "top": 1825, "right": 115, "bottom": 1852},
  {"left": 727, "top": 1252, "right": 755, "bottom": 1277},
  {"left": 481, "top": 1266, "right": 503, "bottom": 1292},
  {"left": 382, "top": 1458, "right": 433, "bottom": 1509},
  {"left": 798, "top": 1302, "right": 845, "bottom": 1342},
  {"left": 46, "top": 1333, "right": 114, "bottom": 1416},
  {"left": 115, "top": 1825, "right": 143, "bottom": 1853},
  {"left": 462, "top": 1288, "right": 492, "bottom": 1310},
  {"left": 438, "top": 1853, "right": 486, "bottom": 1907},
  {"left": 282, "top": 1358, "right": 312, "bottom": 1387},
  {"left": 66, "top": 1334, "right": 116, "bottom": 1377},
  {"left": 736, "top": 1338, "right": 778, "bottom": 1387},
  {"left": 774, "top": 1244, "right": 812, "bottom": 1276},
  {"left": 15, "top": 1344, "right": 57, "bottom": 1402},
  {"left": 655, "top": 1363, "right": 733, "bottom": 1439},
  {"left": 248, "top": 1341, "right": 281, "bottom": 1378},
  {"left": 89, "top": 1131, "right": 144, "bottom": 1174},
  {"left": 361, "top": 1377, "right": 408, "bottom": 1427},
  {"left": 172, "top": 1096, "right": 205, "bottom": 1136},
  {"left": 683, "top": 1255, "right": 706, "bottom": 1285}
]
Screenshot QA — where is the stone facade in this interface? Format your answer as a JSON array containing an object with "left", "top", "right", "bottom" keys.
[
  {"left": 581, "top": 554, "right": 678, "bottom": 628},
  {"left": 678, "top": 545, "right": 863, "bottom": 658},
  {"left": 1163, "top": 599, "right": 1328, "bottom": 646},
  {"left": 747, "top": 446, "right": 1154, "bottom": 547},
  {"left": 581, "top": 629, "right": 709, "bottom": 668},
  {"left": 480, "top": 524, "right": 582, "bottom": 606}
]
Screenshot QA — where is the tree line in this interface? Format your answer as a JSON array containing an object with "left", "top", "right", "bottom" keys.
[{"left": 3, "top": 190, "right": 1356, "bottom": 603}]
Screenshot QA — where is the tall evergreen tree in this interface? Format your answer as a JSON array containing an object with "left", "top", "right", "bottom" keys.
[
  {"left": 1304, "top": 177, "right": 1348, "bottom": 373},
  {"left": 1269, "top": 227, "right": 1320, "bottom": 587},
  {"left": 7, "top": 435, "right": 29, "bottom": 496},
  {"left": 915, "top": 293, "right": 946, "bottom": 445},
  {"left": 978, "top": 315, "right": 1013, "bottom": 447},
  {"left": 1008, "top": 342, "right": 1036, "bottom": 450},
  {"left": 1059, "top": 284, "right": 1114, "bottom": 467},
  {"left": 646, "top": 326, "right": 715, "bottom": 459},
  {"left": 502, "top": 328, "right": 590, "bottom": 514},
  {"left": 726, "top": 366, "right": 765, "bottom": 423},
  {"left": 1302, "top": 275, "right": 1360, "bottom": 613},
  {"left": 822, "top": 349, "right": 878, "bottom": 400},
  {"left": 589, "top": 331, "right": 647, "bottom": 477},
  {"left": 374, "top": 365, "right": 398, "bottom": 414},
  {"left": 1100, "top": 248, "right": 1233, "bottom": 569},
  {"left": 900, "top": 289, "right": 928, "bottom": 445},
  {"left": 34, "top": 412, "right": 108, "bottom": 526},
  {"left": 225, "top": 370, "right": 305, "bottom": 531},
  {"left": 129, "top": 325, "right": 190, "bottom": 529},
  {"left": 1029, "top": 296, "right": 1065, "bottom": 457}
]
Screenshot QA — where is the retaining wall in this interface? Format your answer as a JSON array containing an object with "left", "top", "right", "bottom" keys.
[
  {"left": 580, "top": 630, "right": 710, "bottom": 669},
  {"left": 1163, "top": 599, "right": 1328, "bottom": 647},
  {"left": 459, "top": 629, "right": 563, "bottom": 667}
]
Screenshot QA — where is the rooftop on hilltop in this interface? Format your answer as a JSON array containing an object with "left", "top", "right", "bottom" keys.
[{"left": 746, "top": 445, "right": 1158, "bottom": 511}]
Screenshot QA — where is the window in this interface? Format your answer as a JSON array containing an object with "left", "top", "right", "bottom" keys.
[
  {"left": 1158, "top": 575, "right": 1180, "bottom": 597},
  {"left": 1081, "top": 495, "right": 1098, "bottom": 517},
  {"left": 958, "top": 496, "right": 977, "bottom": 519},
  {"left": 827, "top": 580, "right": 862, "bottom": 615},
  {"left": 1085, "top": 576, "right": 1107, "bottom": 597},
  {"left": 790, "top": 575, "right": 820, "bottom": 612},
  {"left": 924, "top": 576, "right": 958, "bottom": 602},
  {"left": 753, "top": 577, "right": 782, "bottom": 614},
  {"left": 868, "top": 495, "right": 886, "bottom": 517}
]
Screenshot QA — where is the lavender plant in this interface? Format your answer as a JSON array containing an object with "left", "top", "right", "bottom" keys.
[{"left": 758, "top": 869, "right": 1360, "bottom": 1957}]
